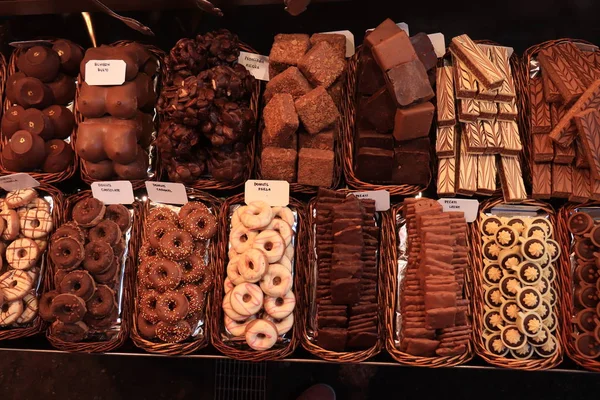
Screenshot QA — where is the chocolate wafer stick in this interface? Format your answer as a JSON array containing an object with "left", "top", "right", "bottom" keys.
[
  {"left": 570, "top": 167, "right": 591, "bottom": 203},
  {"left": 538, "top": 45, "right": 586, "bottom": 105},
  {"left": 435, "top": 125, "right": 456, "bottom": 158},
  {"left": 574, "top": 108, "right": 600, "bottom": 180},
  {"left": 436, "top": 66, "right": 456, "bottom": 127},
  {"left": 450, "top": 34, "right": 504, "bottom": 90},
  {"left": 551, "top": 163, "right": 572, "bottom": 198},
  {"left": 529, "top": 77, "right": 552, "bottom": 134},
  {"left": 453, "top": 53, "right": 477, "bottom": 99}
]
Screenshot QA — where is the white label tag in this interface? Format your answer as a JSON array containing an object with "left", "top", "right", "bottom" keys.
[
  {"left": 320, "top": 30, "right": 355, "bottom": 57},
  {"left": 91, "top": 181, "right": 134, "bottom": 204},
  {"left": 145, "top": 182, "right": 188, "bottom": 205},
  {"left": 244, "top": 180, "right": 289, "bottom": 207},
  {"left": 0, "top": 173, "right": 40, "bottom": 191},
  {"left": 352, "top": 190, "right": 390, "bottom": 211},
  {"left": 238, "top": 51, "right": 270, "bottom": 81},
  {"left": 428, "top": 33, "right": 446, "bottom": 58},
  {"left": 438, "top": 198, "right": 480, "bottom": 222},
  {"left": 85, "top": 60, "right": 127, "bottom": 86}
]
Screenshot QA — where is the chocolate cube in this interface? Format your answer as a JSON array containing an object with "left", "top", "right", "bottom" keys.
[
  {"left": 299, "top": 41, "right": 346, "bottom": 88},
  {"left": 392, "top": 101, "right": 435, "bottom": 141},
  {"left": 356, "top": 129, "right": 393, "bottom": 150},
  {"left": 268, "top": 34, "right": 311, "bottom": 78},
  {"left": 295, "top": 87, "right": 339, "bottom": 134},
  {"left": 262, "top": 93, "right": 299, "bottom": 147},
  {"left": 410, "top": 32, "right": 437, "bottom": 71},
  {"left": 299, "top": 128, "right": 335, "bottom": 151},
  {"left": 331, "top": 278, "right": 361, "bottom": 305},
  {"left": 328, "top": 79, "right": 344, "bottom": 110},
  {"left": 297, "top": 148, "right": 334, "bottom": 187},
  {"left": 358, "top": 48, "right": 386, "bottom": 95},
  {"left": 364, "top": 18, "right": 402, "bottom": 48},
  {"left": 264, "top": 66, "right": 312, "bottom": 103},
  {"left": 356, "top": 147, "right": 393, "bottom": 182},
  {"left": 261, "top": 147, "right": 297, "bottom": 182},
  {"left": 372, "top": 29, "right": 417, "bottom": 71},
  {"left": 363, "top": 87, "right": 396, "bottom": 133},
  {"left": 394, "top": 137, "right": 430, "bottom": 153},
  {"left": 318, "top": 328, "right": 348, "bottom": 351},
  {"left": 263, "top": 128, "right": 297, "bottom": 150},
  {"left": 310, "top": 33, "right": 346, "bottom": 59},
  {"left": 425, "top": 307, "right": 456, "bottom": 329},
  {"left": 424, "top": 291, "right": 457, "bottom": 310},
  {"left": 386, "top": 59, "right": 434, "bottom": 107},
  {"left": 392, "top": 149, "right": 430, "bottom": 185}
]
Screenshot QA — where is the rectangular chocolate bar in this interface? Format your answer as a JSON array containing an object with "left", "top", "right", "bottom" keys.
[
  {"left": 480, "top": 120, "right": 503, "bottom": 153},
  {"left": 462, "top": 122, "right": 487, "bottom": 154},
  {"left": 529, "top": 77, "right": 552, "bottom": 134},
  {"left": 456, "top": 133, "right": 477, "bottom": 195},
  {"left": 437, "top": 157, "right": 456, "bottom": 197},
  {"left": 541, "top": 69, "right": 562, "bottom": 103},
  {"left": 475, "top": 45, "right": 498, "bottom": 101},
  {"left": 477, "top": 101, "right": 497, "bottom": 120},
  {"left": 436, "top": 66, "right": 456, "bottom": 127},
  {"left": 533, "top": 133, "right": 555, "bottom": 162},
  {"left": 458, "top": 99, "right": 479, "bottom": 122},
  {"left": 498, "top": 120, "right": 522, "bottom": 156},
  {"left": 476, "top": 154, "right": 497, "bottom": 195},
  {"left": 497, "top": 100, "right": 518, "bottom": 121},
  {"left": 557, "top": 42, "right": 600, "bottom": 86},
  {"left": 554, "top": 142, "right": 576, "bottom": 164},
  {"left": 490, "top": 45, "right": 517, "bottom": 103},
  {"left": 453, "top": 54, "right": 477, "bottom": 99},
  {"left": 538, "top": 45, "right": 586, "bottom": 105},
  {"left": 570, "top": 167, "right": 591, "bottom": 203},
  {"left": 435, "top": 125, "right": 456, "bottom": 158},
  {"left": 575, "top": 139, "right": 590, "bottom": 169},
  {"left": 450, "top": 34, "right": 504, "bottom": 90},
  {"left": 532, "top": 162, "right": 552, "bottom": 199},
  {"left": 552, "top": 163, "right": 573, "bottom": 198},
  {"left": 499, "top": 155, "right": 527, "bottom": 202},
  {"left": 574, "top": 108, "right": 600, "bottom": 180}
]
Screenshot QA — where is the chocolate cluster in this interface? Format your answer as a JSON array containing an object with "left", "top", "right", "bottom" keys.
[
  {"left": 157, "top": 30, "right": 256, "bottom": 184},
  {"left": 1, "top": 40, "right": 81, "bottom": 173}
]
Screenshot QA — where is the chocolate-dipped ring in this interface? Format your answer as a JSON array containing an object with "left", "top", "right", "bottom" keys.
[
  {"left": 573, "top": 308, "right": 596, "bottom": 332},
  {"left": 0, "top": 270, "right": 33, "bottom": 301},
  {"left": 6, "top": 238, "right": 40, "bottom": 270},
  {"left": 178, "top": 201, "right": 209, "bottom": 220},
  {"left": 51, "top": 293, "right": 87, "bottom": 323},
  {"left": 137, "top": 313, "right": 158, "bottom": 339},
  {"left": 516, "top": 311, "right": 543, "bottom": 337},
  {"left": 156, "top": 320, "right": 191, "bottom": 343},
  {"left": 240, "top": 201, "right": 273, "bottom": 229},
  {"left": 499, "top": 275, "right": 521, "bottom": 299},
  {"left": 516, "top": 287, "right": 542, "bottom": 311},
  {"left": 260, "top": 263, "right": 293, "bottom": 297},
  {"left": 514, "top": 261, "right": 542, "bottom": 286},
  {"left": 230, "top": 283, "right": 263, "bottom": 316},
  {"left": 265, "top": 313, "right": 293, "bottom": 335},
  {"left": 485, "top": 332, "right": 509, "bottom": 356},
  {"left": 222, "top": 291, "right": 250, "bottom": 320},
  {"left": 545, "top": 239, "right": 560, "bottom": 262},
  {"left": 147, "top": 207, "right": 178, "bottom": 226},
  {"left": 39, "top": 290, "right": 58, "bottom": 322},
  {"left": 183, "top": 209, "right": 217, "bottom": 240},
  {"left": 253, "top": 230, "right": 285, "bottom": 263},
  {"left": 0, "top": 299, "right": 23, "bottom": 326},
  {"left": 89, "top": 219, "right": 122, "bottom": 246},
  {"left": 245, "top": 319, "right": 278, "bottom": 351},
  {"left": 568, "top": 212, "right": 594, "bottom": 235},
  {"left": 140, "top": 289, "right": 161, "bottom": 323},
  {"left": 238, "top": 249, "right": 268, "bottom": 283},
  {"left": 226, "top": 257, "right": 246, "bottom": 286},
  {"left": 51, "top": 222, "right": 85, "bottom": 245},
  {"left": 586, "top": 224, "right": 600, "bottom": 248},
  {"left": 178, "top": 254, "right": 207, "bottom": 284},
  {"left": 595, "top": 324, "right": 600, "bottom": 343},
  {"left": 575, "top": 238, "right": 596, "bottom": 261},
  {"left": 495, "top": 226, "right": 519, "bottom": 248},
  {"left": 498, "top": 249, "right": 522, "bottom": 272},
  {"left": 266, "top": 218, "right": 293, "bottom": 247},
  {"left": 148, "top": 259, "right": 181, "bottom": 293},
  {"left": 178, "top": 284, "right": 204, "bottom": 314},
  {"left": 229, "top": 225, "right": 257, "bottom": 253},
  {"left": 500, "top": 299, "right": 521, "bottom": 324},
  {"left": 51, "top": 320, "right": 89, "bottom": 342},
  {"left": 484, "top": 285, "right": 504, "bottom": 308},
  {"left": 16, "top": 293, "right": 38, "bottom": 324},
  {"left": 148, "top": 220, "right": 176, "bottom": 249},
  {"left": 86, "top": 285, "right": 115, "bottom": 318},
  {"left": 574, "top": 333, "right": 600, "bottom": 359},
  {"left": 156, "top": 290, "right": 189, "bottom": 324},
  {"left": 272, "top": 206, "right": 294, "bottom": 227},
  {"left": 50, "top": 237, "right": 85, "bottom": 271},
  {"left": 500, "top": 325, "right": 527, "bottom": 350},
  {"left": 264, "top": 291, "right": 295, "bottom": 319},
  {"left": 72, "top": 197, "right": 105, "bottom": 228},
  {"left": 224, "top": 314, "right": 256, "bottom": 337},
  {"left": 483, "top": 308, "right": 504, "bottom": 332},
  {"left": 521, "top": 237, "right": 547, "bottom": 262},
  {"left": 59, "top": 270, "right": 96, "bottom": 301},
  {"left": 481, "top": 216, "right": 503, "bottom": 236},
  {"left": 105, "top": 204, "right": 131, "bottom": 232},
  {"left": 93, "top": 257, "right": 118, "bottom": 284},
  {"left": 158, "top": 229, "right": 194, "bottom": 260},
  {"left": 482, "top": 239, "right": 501, "bottom": 261},
  {"left": 575, "top": 285, "right": 599, "bottom": 309},
  {"left": 83, "top": 240, "right": 114, "bottom": 274}
]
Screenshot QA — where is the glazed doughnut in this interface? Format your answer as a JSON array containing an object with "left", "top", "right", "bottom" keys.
[
  {"left": 86, "top": 285, "right": 115, "bottom": 318},
  {"left": 5, "top": 189, "right": 37, "bottom": 208},
  {"left": 25, "top": 197, "right": 51, "bottom": 213},
  {"left": 72, "top": 198, "right": 106, "bottom": 228},
  {"left": 89, "top": 219, "right": 122, "bottom": 246},
  {"left": 148, "top": 207, "right": 178, "bottom": 226},
  {"left": 158, "top": 229, "right": 194, "bottom": 260},
  {"left": 148, "top": 220, "right": 176, "bottom": 248},
  {"left": 92, "top": 257, "right": 119, "bottom": 284},
  {"left": 137, "top": 313, "right": 158, "bottom": 339},
  {"left": 238, "top": 249, "right": 268, "bottom": 283},
  {"left": 231, "top": 282, "right": 264, "bottom": 316},
  {"left": 27, "top": 267, "right": 40, "bottom": 283},
  {"left": 178, "top": 284, "right": 204, "bottom": 313},
  {"left": 279, "top": 255, "right": 292, "bottom": 272},
  {"left": 229, "top": 225, "right": 258, "bottom": 253},
  {"left": 113, "top": 239, "right": 126, "bottom": 259},
  {"left": 265, "top": 313, "right": 294, "bottom": 335},
  {"left": 51, "top": 320, "right": 89, "bottom": 342},
  {"left": 0, "top": 300, "right": 23, "bottom": 326},
  {"left": 148, "top": 259, "right": 181, "bottom": 292},
  {"left": 228, "top": 247, "right": 240, "bottom": 261},
  {"left": 51, "top": 237, "right": 85, "bottom": 270},
  {"left": 0, "top": 270, "right": 33, "bottom": 301},
  {"left": 231, "top": 206, "right": 247, "bottom": 228},
  {"left": 51, "top": 222, "right": 85, "bottom": 244},
  {"left": 224, "top": 277, "right": 234, "bottom": 294},
  {"left": 178, "top": 201, "right": 209, "bottom": 220},
  {"left": 156, "top": 320, "right": 191, "bottom": 343},
  {"left": 137, "top": 259, "right": 155, "bottom": 289},
  {"left": 105, "top": 204, "right": 131, "bottom": 232},
  {"left": 272, "top": 206, "right": 294, "bottom": 227},
  {"left": 266, "top": 218, "right": 293, "bottom": 247},
  {"left": 1, "top": 210, "right": 20, "bottom": 241},
  {"left": 284, "top": 244, "right": 294, "bottom": 261},
  {"left": 20, "top": 209, "right": 53, "bottom": 239},
  {"left": 260, "top": 263, "right": 293, "bottom": 297},
  {"left": 226, "top": 257, "right": 245, "bottom": 286},
  {"left": 51, "top": 293, "right": 87, "bottom": 323},
  {"left": 240, "top": 201, "right": 273, "bottom": 229},
  {"left": 225, "top": 314, "right": 256, "bottom": 337},
  {"left": 253, "top": 230, "right": 285, "bottom": 263},
  {"left": 157, "top": 290, "right": 190, "bottom": 323},
  {"left": 264, "top": 291, "right": 295, "bottom": 319},
  {"left": 6, "top": 238, "right": 40, "bottom": 270},
  {"left": 0, "top": 216, "right": 5, "bottom": 236},
  {"left": 39, "top": 290, "right": 58, "bottom": 321},
  {"left": 59, "top": 270, "right": 96, "bottom": 301},
  {"left": 197, "top": 269, "right": 214, "bottom": 295},
  {"left": 183, "top": 209, "right": 217, "bottom": 240},
  {"left": 16, "top": 293, "right": 38, "bottom": 324},
  {"left": 179, "top": 254, "right": 207, "bottom": 284},
  {"left": 139, "top": 289, "right": 160, "bottom": 323},
  {"left": 139, "top": 242, "right": 158, "bottom": 261},
  {"left": 84, "top": 306, "right": 117, "bottom": 330},
  {"left": 83, "top": 240, "right": 115, "bottom": 274},
  {"left": 222, "top": 291, "right": 250, "bottom": 320},
  {"left": 245, "top": 319, "right": 278, "bottom": 351}
]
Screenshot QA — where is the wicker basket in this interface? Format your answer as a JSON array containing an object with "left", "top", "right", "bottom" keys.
[
  {"left": 74, "top": 41, "right": 166, "bottom": 190},
  {"left": 0, "top": 41, "right": 79, "bottom": 183},
  {"left": 0, "top": 183, "right": 63, "bottom": 340},
  {"left": 130, "top": 189, "right": 221, "bottom": 355},
  {"left": 556, "top": 201, "right": 600, "bottom": 371},
  {"left": 468, "top": 197, "right": 563, "bottom": 370},
  {"left": 299, "top": 192, "right": 387, "bottom": 362},
  {"left": 383, "top": 202, "right": 474, "bottom": 367},
  {"left": 210, "top": 193, "right": 304, "bottom": 360},
  {"left": 45, "top": 190, "right": 140, "bottom": 352}
]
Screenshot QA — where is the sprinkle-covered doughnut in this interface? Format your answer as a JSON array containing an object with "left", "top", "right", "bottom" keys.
[
  {"left": 156, "top": 320, "right": 191, "bottom": 343},
  {"left": 51, "top": 293, "right": 87, "bottom": 323},
  {"left": 183, "top": 209, "right": 217, "bottom": 240},
  {"left": 156, "top": 290, "right": 189, "bottom": 324},
  {"left": 158, "top": 229, "right": 194, "bottom": 260},
  {"left": 178, "top": 201, "right": 209, "bottom": 220},
  {"left": 139, "top": 288, "right": 161, "bottom": 323},
  {"left": 178, "top": 254, "right": 207, "bottom": 284},
  {"left": 148, "top": 259, "right": 182, "bottom": 292},
  {"left": 147, "top": 207, "right": 178, "bottom": 226},
  {"left": 137, "top": 313, "right": 158, "bottom": 339},
  {"left": 148, "top": 220, "right": 176, "bottom": 249},
  {"left": 178, "top": 284, "right": 205, "bottom": 314}
]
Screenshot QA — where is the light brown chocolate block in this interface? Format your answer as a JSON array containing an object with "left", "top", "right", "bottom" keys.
[
  {"left": 437, "top": 157, "right": 456, "bottom": 197},
  {"left": 499, "top": 155, "right": 527, "bottom": 202},
  {"left": 262, "top": 93, "right": 299, "bottom": 147},
  {"left": 300, "top": 128, "right": 335, "bottom": 151},
  {"left": 264, "top": 66, "right": 313, "bottom": 103},
  {"left": 435, "top": 125, "right": 456, "bottom": 158},
  {"left": 436, "top": 66, "right": 456, "bottom": 127},
  {"left": 310, "top": 33, "right": 346, "bottom": 59},
  {"left": 295, "top": 86, "right": 340, "bottom": 134},
  {"left": 297, "top": 148, "right": 334, "bottom": 187},
  {"left": 456, "top": 133, "right": 477, "bottom": 196},
  {"left": 261, "top": 147, "right": 297, "bottom": 182},
  {"left": 298, "top": 41, "right": 346, "bottom": 88},
  {"left": 476, "top": 154, "right": 497, "bottom": 195},
  {"left": 269, "top": 34, "right": 311, "bottom": 78}
]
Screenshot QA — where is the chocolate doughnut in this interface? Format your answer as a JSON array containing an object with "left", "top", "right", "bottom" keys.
[
  {"left": 51, "top": 320, "right": 89, "bottom": 342},
  {"left": 156, "top": 320, "right": 191, "bottom": 343},
  {"left": 72, "top": 198, "right": 106, "bottom": 228},
  {"left": 147, "top": 207, "right": 178, "bottom": 226},
  {"left": 50, "top": 237, "right": 84, "bottom": 270},
  {"left": 158, "top": 229, "right": 194, "bottom": 260},
  {"left": 139, "top": 289, "right": 160, "bottom": 324},
  {"left": 105, "top": 204, "right": 131, "bottom": 232},
  {"left": 156, "top": 290, "right": 189, "bottom": 324},
  {"left": 178, "top": 284, "right": 204, "bottom": 314},
  {"left": 84, "top": 306, "right": 118, "bottom": 330},
  {"left": 178, "top": 202, "right": 209, "bottom": 220},
  {"left": 39, "top": 290, "right": 59, "bottom": 322},
  {"left": 183, "top": 209, "right": 217, "bottom": 241},
  {"left": 114, "top": 239, "right": 126, "bottom": 259},
  {"left": 89, "top": 219, "right": 122, "bottom": 246},
  {"left": 178, "top": 254, "right": 207, "bottom": 284},
  {"left": 83, "top": 240, "right": 115, "bottom": 274},
  {"left": 51, "top": 293, "right": 87, "bottom": 323},
  {"left": 93, "top": 257, "right": 119, "bottom": 284},
  {"left": 137, "top": 313, "right": 158, "bottom": 339},
  {"left": 51, "top": 222, "right": 85, "bottom": 244},
  {"left": 148, "top": 259, "right": 181, "bottom": 292},
  {"left": 86, "top": 285, "right": 115, "bottom": 318},
  {"left": 148, "top": 220, "right": 175, "bottom": 248},
  {"left": 59, "top": 270, "right": 96, "bottom": 301},
  {"left": 136, "top": 259, "right": 154, "bottom": 289}
]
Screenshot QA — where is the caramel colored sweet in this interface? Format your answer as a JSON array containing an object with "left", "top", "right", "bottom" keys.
[
  {"left": 83, "top": 159, "right": 114, "bottom": 180},
  {"left": 568, "top": 212, "right": 594, "bottom": 235},
  {"left": 372, "top": 30, "right": 416, "bottom": 71},
  {"left": 364, "top": 18, "right": 402, "bottom": 49},
  {"left": 392, "top": 101, "right": 435, "bottom": 142},
  {"left": 298, "top": 41, "right": 345, "bottom": 88},
  {"left": 264, "top": 66, "right": 313, "bottom": 103},
  {"left": 268, "top": 34, "right": 311, "bottom": 78},
  {"left": 9, "top": 130, "right": 46, "bottom": 170},
  {"left": 355, "top": 129, "right": 393, "bottom": 150},
  {"left": 362, "top": 87, "right": 395, "bottom": 133},
  {"left": 262, "top": 93, "right": 299, "bottom": 147},
  {"left": 1, "top": 105, "right": 25, "bottom": 139},
  {"left": 310, "top": 33, "right": 346, "bottom": 59},
  {"left": 43, "top": 139, "right": 74, "bottom": 173},
  {"left": 47, "top": 73, "right": 76, "bottom": 105},
  {"left": 297, "top": 148, "right": 334, "bottom": 187},
  {"left": 43, "top": 105, "right": 75, "bottom": 140},
  {"left": 295, "top": 87, "right": 339, "bottom": 135},
  {"left": 52, "top": 39, "right": 83, "bottom": 76},
  {"left": 386, "top": 59, "right": 434, "bottom": 107},
  {"left": 17, "top": 45, "right": 60, "bottom": 82},
  {"left": 261, "top": 147, "right": 297, "bottom": 182},
  {"left": 113, "top": 147, "right": 148, "bottom": 180},
  {"left": 19, "top": 108, "right": 55, "bottom": 140}
]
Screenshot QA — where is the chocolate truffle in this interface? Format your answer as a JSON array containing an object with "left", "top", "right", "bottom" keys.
[
  {"left": 410, "top": 33, "right": 437, "bottom": 71},
  {"left": 356, "top": 129, "right": 393, "bottom": 150},
  {"left": 83, "top": 159, "right": 114, "bottom": 180},
  {"left": 297, "top": 148, "right": 334, "bottom": 187},
  {"left": 19, "top": 108, "right": 55, "bottom": 140},
  {"left": 310, "top": 33, "right": 346, "bottom": 58},
  {"left": 269, "top": 34, "right": 311, "bottom": 78},
  {"left": 9, "top": 130, "right": 46, "bottom": 170},
  {"left": 261, "top": 147, "right": 297, "bottom": 182},
  {"left": 43, "top": 139, "right": 74, "bottom": 173},
  {"left": 47, "top": 73, "right": 76, "bottom": 105},
  {"left": 392, "top": 101, "right": 435, "bottom": 142},
  {"left": 1, "top": 105, "right": 25, "bottom": 139},
  {"left": 43, "top": 105, "right": 75, "bottom": 140},
  {"left": 52, "top": 39, "right": 83, "bottom": 76},
  {"left": 295, "top": 87, "right": 339, "bottom": 134},
  {"left": 113, "top": 147, "right": 148, "bottom": 180},
  {"left": 298, "top": 41, "right": 346, "bottom": 88},
  {"left": 262, "top": 93, "right": 299, "bottom": 147},
  {"left": 356, "top": 147, "right": 393, "bottom": 182},
  {"left": 362, "top": 87, "right": 396, "bottom": 133},
  {"left": 358, "top": 49, "right": 386, "bottom": 96},
  {"left": 14, "top": 77, "right": 53, "bottom": 109},
  {"left": 1, "top": 144, "right": 22, "bottom": 171},
  {"left": 364, "top": 18, "right": 402, "bottom": 49},
  {"left": 5, "top": 72, "right": 26, "bottom": 104},
  {"left": 385, "top": 59, "right": 434, "bottom": 107},
  {"left": 264, "top": 66, "right": 313, "bottom": 103},
  {"left": 17, "top": 45, "right": 60, "bottom": 82},
  {"left": 299, "top": 129, "right": 335, "bottom": 151},
  {"left": 372, "top": 30, "right": 417, "bottom": 71}
]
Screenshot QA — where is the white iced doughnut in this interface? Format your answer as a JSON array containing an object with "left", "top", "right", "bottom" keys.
[
  {"left": 222, "top": 291, "right": 250, "bottom": 321},
  {"left": 264, "top": 291, "right": 295, "bottom": 319},
  {"left": 224, "top": 277, "right": 235, "bottom": 294},
  {"left": 240, "top": 201, "right": 273, "bottom": 229},
  {"left": 284, "top": 244, "right": 294, "bottom": 261},
  {"left": 260, "top": 263, "right": 293, "bottom": 297},
  {"left": 231, "top": 206, "right": 247, "bottom": 228},
  {"left": 229, "top": 225, "right": 258, "bottom": 253},
  {"left": 226, "top": 257, "right": 246, "bottom": 285},
  {"left": 231, "top": 282, "right": 264, "bottom": 316},
  {"left": 273, "top": 206, "right": 294, "bottom": 227},
  {"left": 228, "top": 247, "right": 240, "bottom": 261},
  {"left": 0, "top": 299, "right": 23, "bottom": 326},
  {"left": 16, "top": 293, "right": 38, "bottom": 324},
  {"left": 266, "top": 218, "right": 293, "bottom": 247},
  {"left": 265, "top": 313, "right": 293, "bottom": 335},
  {"left": 238, "top": 249, "right": 268, "bottom": 283},
  {"left": 253, "top": 230, "right": 285, "bottom": 263},
  {"left": 278, "top": 255, "right": 292, "bottom": 272},
  {"left": 245, "top": 319, "right": 278, "bottom": 351},
  {"left": 225, "top": 314, "right": 256, "bottom": 337}
]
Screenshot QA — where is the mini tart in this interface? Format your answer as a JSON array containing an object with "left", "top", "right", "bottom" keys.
[
  {"left": 573, "top": 308, "right": 596, "bottom": 332},
  {"left": 521, "top": 237, "right": 547, "bottom": 262},
  {"left": 543, "top": 264, "right": 556, "bottom": 283},
  {"left": 484, "top": 286, "right": 504, "bottom": 308},
  {"left": 575, "top": 263, "right": 598, "bottom": 285},
  {"left": 516, "top": 261, "right": 542, "bottom": 286},
  {"left": 483, "top": 263, "right": 504, "bottom": 285},
  {"left": 517, "top": 311, "right": 543, "bottom": 337},
  {"left": 485, "top": 333, "right": 509, "bottom": 356},
  {"left": 482, "top": 239, "right": 502, "bottom": 261},
  {"left": 495, "top": 226, "right": 519, "bottom": 248},
  {"left": 516, "top": 287, "right": 542, "bottom": 311},
  {"left": 536, "top": 299, "right": 551, "bottom": 321},
  {"left": 499, "top": 275, "right": 521, "bottom": 299},
  {"left": 481, "top": 216, "right": 503, "bottom": 236},
  {"left": 543, "top": 312, "right": 557, "bottom": 332},
  {"left": 534, "top": 335, "right": 558, "bottom": 358},
  {"left": 524, "top": 224, "right": 547, "bottom": 240},
  {"left": 484, "top": 309, "right": 504, "bottom": 332},
  {"left": 588, "top": 224, "right": 600, "bottom": 248},
  {"left": 545, "top": 239, "right": 560, "bottom": 262},
  {"left": 575, "top": 286, "right": 599, "bottom": 309},
  {"left": 544, "top": 286, "right": 557, "bottom": 307},
  {"left": 574, "top": 238, "right": 596, "bottom": 261},
  {"left": 500, "top": 300, "right": 521, "bottom": 323},
  {"left": 536, "top": 276, "right": 550, "bottom": 297},
  {"left": 567, "top": 212, "right": 594, "bottom": 235},
  {"left": 510, "top": 343, "right": 535, "bottom": 360},
  {"left": 574, "top": 333, "right": 600, "bottom": 359},
  {"left": 530, "top": 217, "right": 553, "bottom": 238},
  {"left": 501, "top": 325, "right": 527, "bottom": 350},
  {"left": 498, "top": 249, "right": 523, "bottom": 272},
  {"left": 528, "top": 324, "right": 551, "bottom": 347},
  {"left": 506, "top": 217, "right": 527, "bottom": 235}
]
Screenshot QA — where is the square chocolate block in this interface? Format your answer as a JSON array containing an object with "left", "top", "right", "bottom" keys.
[
  {"left": 425, "top": 307, "right": 457, "bottom": 329},
  {"left": 356, "top": 147, "right": 393, "bottom": 183},
  {"left": 363, "top": 87, "right": 396, "bottom": 133},
  {"left": 297, "top": 148, "right": 334, "bottom": 187},
  {"left": 263, "top": 128, "right": 297, "bottom": 150},
  {"left": 364, "top": 18, "right": 402, "bottom": 48},
  {"left": 295, "top": 86, "right": 340, "bottom": 134},
  {"left": 300, "top": 128, "right": 335, "bottom": 151},
  {"left": 394, "top": 137, "right": 430, "bottom": 153},
  {"left": 318, "top": 328, "right": 348, "bottom": 351},
  {"left": 310, "top": 33, "right": 346, "bottom": 59},
  {"left": 268, "top": 34, "right": 311, "bottom": 78},
  {"left": 299, "top": 41, "right": 346, "bottom": 88},
  {"left": 373, "top": 29, "right": 417, "bottom": 71},
  {"left": 331, "top": 278, "right": 361, "bottom": 305},
  {"left": 392, "top": 149, "right": 430, "bottom": 185},
  {"left": 262, "top": 93, "right": 299, "bottom": 147},
  {"left": 355, "top": 129, "right": 393, "bottom": 150},
  {"left": 264, "top": 66, "right": 313, "bottom": 103},
  {"left": 392, "top": 101, "right": 435, "bottom": 141},
  {"left": 386, "top": 59, "right": 434, "bottom": 107},
  {"left": 358, "top": 48, "right": 386, "bottom": 95},
  {"left": 261, "top": 147, "right": 297, "bottom": 182},
  {"left": 410, "top": 32, "right": 437, "bottom": 71}
]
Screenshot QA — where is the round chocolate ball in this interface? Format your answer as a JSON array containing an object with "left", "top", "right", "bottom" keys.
[
  {"left": 14, "top": 77, "right": 53, "bottom": 109},
  {"left": 1, "top": 144, "right": 23, "bottom": 171},
  {"left": 5, "top": 72, "right": 27, "bottom": 104},
  {"left": 9, "top": 130, "right": 46, "bottom": 170},
  {"left": 17, "top": 45, "right": 60, "bottom": 82},
  {"left": 19, "top": 108, "right": 55, "bottom": 140},
  {"left": 47, "top": 73, "right": 76, "bottom": 105},
  {"left": 1, "top": 105, "right": 25, "bottom": 139},
  {"left": 83, "top": 159, "right": 114, "bottom": 180},
  {"left": 52, "top": 40, "right": 83, "bottom": 76},
  {"left": 43, "top": 105, "right": 74, "bottom": 140},
  {"left": 42, "top": 139, "right": 74, "bottom": 173},
  {"left": 113, "top": 147, "right": 148, "bottom": 180}
]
